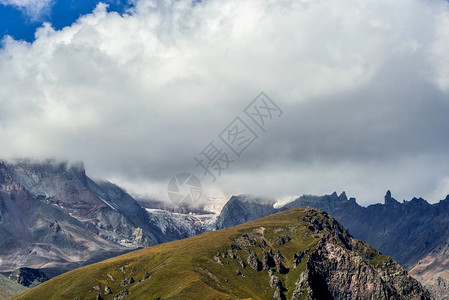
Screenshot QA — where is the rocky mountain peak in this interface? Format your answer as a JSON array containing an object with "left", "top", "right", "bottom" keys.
[
  {"left": 321, "top": 191, "right": 349, "bottom": 203},
  {"left": 385, "top": 190, "right": 400, "bottom": 206},
  {"left": 339, "top": 191, "right": 348, "bottom": 201},
  {"left": 385, "top": 189, "right": 392, "bottom": 201},
  {"left": 408, "top": 197, "right": 431, "bottom": 208}
]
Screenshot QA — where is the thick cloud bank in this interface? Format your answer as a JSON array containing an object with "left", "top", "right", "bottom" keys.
[{"left": 1, "top": 0, "right": 449, "bottom": 204}]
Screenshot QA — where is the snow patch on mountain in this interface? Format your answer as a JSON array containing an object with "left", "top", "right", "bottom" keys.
[
  {"left": 145, "top": 209, "right": 216, "bottom": 236},
  {"left": 99, "top": 197, "right": 118, "bottom": 211}
]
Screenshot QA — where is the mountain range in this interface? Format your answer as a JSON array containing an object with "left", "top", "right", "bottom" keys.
[
  {"left": 2, "top": 159, "right": 449, "bottom": 298},
  {"left": 15, "top": 208, "right": 431, "bottom": 300},
  {"left": 0, "top": 160, "right": 215, "bottom": 279},
  {"left": 216, "top": 191, "right": 449, "bottom": 298}
]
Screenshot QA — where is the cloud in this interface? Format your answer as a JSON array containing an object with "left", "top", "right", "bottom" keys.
[
  {"left": 1, "top": 0, "right": 449, "bottom": 205},
  {"left": 429, "top": 8, "right": 449, "bottom": 92},
  {"left": 0, "top": 0, "right": 53, "bottom": 20}
]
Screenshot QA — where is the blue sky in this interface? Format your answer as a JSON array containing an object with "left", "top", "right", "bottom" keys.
[{"left": 0, "top": 0, "right": 132, "bottom": 43}]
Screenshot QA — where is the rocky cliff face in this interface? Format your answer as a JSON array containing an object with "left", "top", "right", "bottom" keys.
[
  {"left": 0, "top": 160, "right": 150, "bottom": 274},
  {"left": 5, "top": 160, "right": 157, "bottom": 246},
  {"left": 8, "top": 268, "right": 48, "bottom": 288},
  {"left": 409, "top": 239, "right": 449, "bottom": 300},
  {"left": 294, "top": 240, "right": 428, "bottom": 300}
]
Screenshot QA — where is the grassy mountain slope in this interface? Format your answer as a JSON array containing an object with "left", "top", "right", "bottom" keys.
[{"left": 15, "top": 208, "right": 431, "bottom": 300}]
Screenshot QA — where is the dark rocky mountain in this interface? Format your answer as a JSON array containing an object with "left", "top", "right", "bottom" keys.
[
  {"left": 0, "top": 160, "right": 217, "bottom": 283},
  {"left": 216, "top": 190, "right": 449, "bottom": 298},
  {"left": 16, "top": 208, "right": 432, "bottom": 300},
  {"left": 8, "top": 268, "right": 48, "bottom": 288},
  {"left": 0, "top": 160, "right": 150, "bottom": 275},
  {"left": 215, "top": 194, "right": 277, "bottom": 229}
]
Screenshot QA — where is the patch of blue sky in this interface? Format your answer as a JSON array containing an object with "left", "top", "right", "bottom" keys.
[{"left": 0, "top": 0, "right": 133, "bottom": 43}]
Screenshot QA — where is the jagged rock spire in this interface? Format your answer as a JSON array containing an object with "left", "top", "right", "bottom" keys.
[
  {"left": 339, "top": 191, "right": 348, "bottom": 201},
  {"left": 384, "top": 190, "right": 399, "bottom": 206},
  {"left": 385, "top": 190, "right": 392, "bottom": 202}
]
